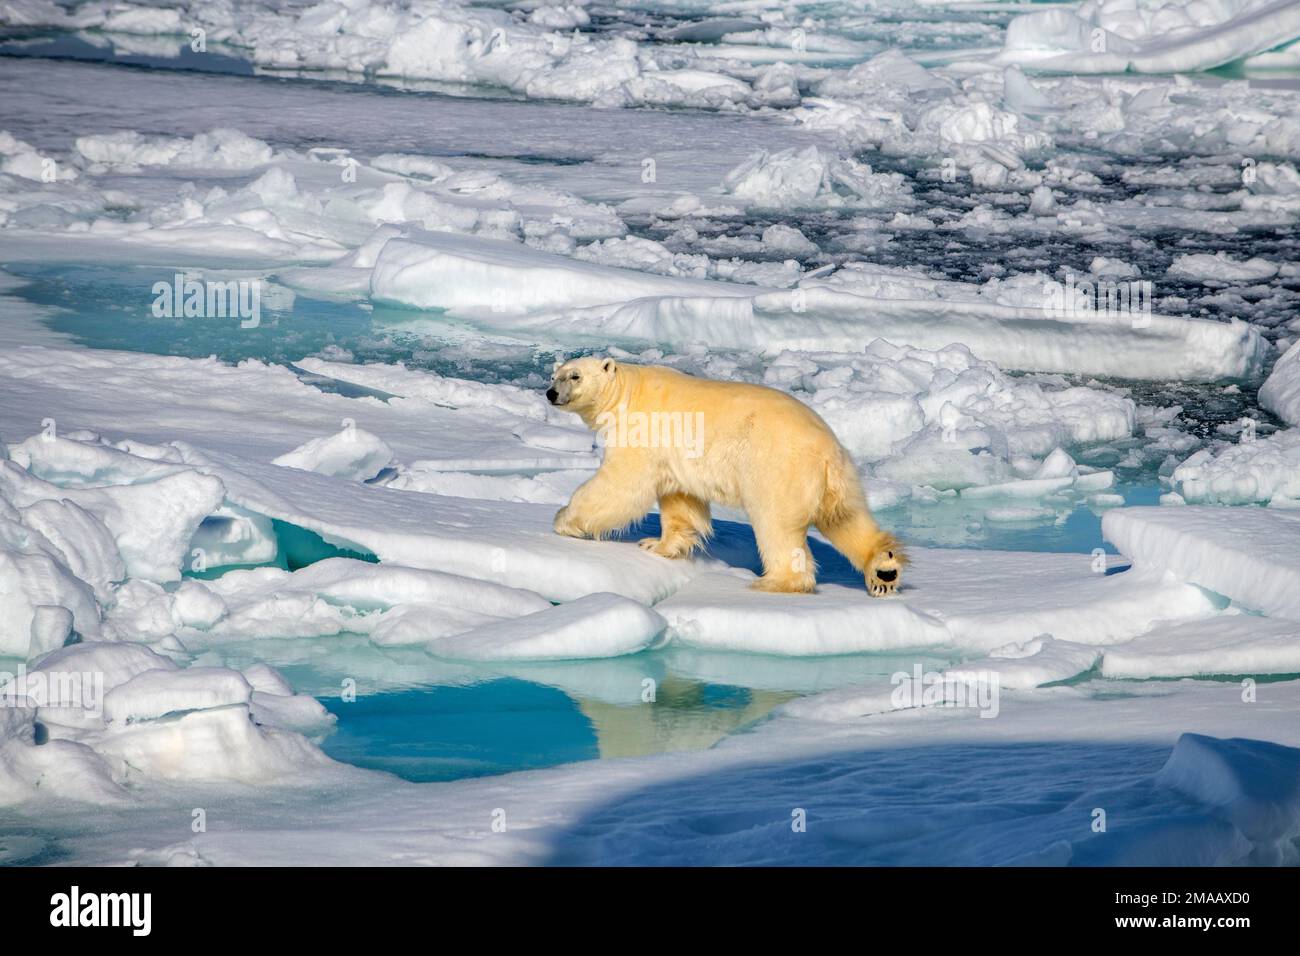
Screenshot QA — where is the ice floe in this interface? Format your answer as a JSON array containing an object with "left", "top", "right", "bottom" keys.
[
  {"left": 272, "top": 426, "right": 395, "bottom": 482},
  {"left": 720, "top": 146, "right": 912, "bottom": 210},
  {"left": 168, "top": 557, "right": 554, "bottom": 646},
  {"left": 365, "top": 230, "right": 1267, "bottom": 382},
  {"left": 1101, "top": 612, "right": 1300, "bottom": 678},
  {"left": 659, "top": 543, "right": 1218, "bottom": 656},
  {"left": 369, "top": 229, "right": 755, "bottom": 317},
  {"left": 1168, "top": 252, "right": 1280, "bottom": 283},
  {"left": 999, "top": 0, "right": 1300, "bottom": 74},
  {"left": 1104, "top": 505, "right": 1300, "bottom": 619},
  {"left": 427, "top": 592, "right": 666, "bottom": 661},
  {"left": 1155, "top": 733, "right": 1300, "bottom": 866},
  {"left": 1171, "top": 429, "right": 1300, "bottom": 506},
  {"left": 1, "top": 641, "right": 337, "bottom": 802},
  {"left": 1261, "top": 341, "right": 1300, "bottom": 426}
]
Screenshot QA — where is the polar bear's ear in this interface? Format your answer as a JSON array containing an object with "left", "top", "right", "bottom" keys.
[
  {"left": 552, "top": 357, "right": 564, "bottom": 374},
  {"left": 602, "top": 358, "right": 617, "bottom": 374}
]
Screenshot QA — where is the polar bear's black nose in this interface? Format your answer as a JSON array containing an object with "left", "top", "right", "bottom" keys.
[
  {"left": 546, "top": 387, "right": 558, "bottom": 404},
  {"left": 875, "top": 568, "right": 897, "bottom": 582}
]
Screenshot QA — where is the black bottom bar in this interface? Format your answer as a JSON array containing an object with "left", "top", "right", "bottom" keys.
[{"left": 1, "top": 866, "right": 1293, "bottom": 941}]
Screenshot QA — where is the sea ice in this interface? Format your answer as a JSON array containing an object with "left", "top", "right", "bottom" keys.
[
  {"left": 1172, "top": 430, "right": 1300, "bottom": 506},
  {"left": 658, "top": 545, "right": 1218, "bottom": 656},
  {"left": 999, "top": 0, "right": 1300, "bottom": 74},
  {"left": 428, "top": 592, "right": 667, "bottom": 661},
  {"left": 1261, "top": 341, "right": 1300, "bottom": 426},
  {"left": 1104, "top": 505, "right": 1300, "bottom": 619},
  {"left": 1101, "top": 613, "right": 1300, "bottom": 678}
]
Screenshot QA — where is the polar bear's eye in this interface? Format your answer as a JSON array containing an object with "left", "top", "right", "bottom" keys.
[{"left": 571, "top": 373, "right": 580, "bottom": 381}]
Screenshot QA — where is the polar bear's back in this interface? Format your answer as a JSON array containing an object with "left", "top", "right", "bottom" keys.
[
  {"left": 620, "top": 363, "right": 852, "bottom": 508},
  {"left": 624, "top": 364, "right": 832, "bottom": 431}
]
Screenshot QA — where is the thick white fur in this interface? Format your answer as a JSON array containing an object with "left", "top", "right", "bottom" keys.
[{"left": 548, "top": 357, "right": 907, "bottom": 595}]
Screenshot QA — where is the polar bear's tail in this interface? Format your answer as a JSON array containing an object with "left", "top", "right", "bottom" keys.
[{"left": 815, "top": 451, "right": 908, "bottom": 574}]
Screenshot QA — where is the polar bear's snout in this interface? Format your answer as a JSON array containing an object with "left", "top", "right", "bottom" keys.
[{"left": 548, "top": 356, "right": 618, "bottom": 413}]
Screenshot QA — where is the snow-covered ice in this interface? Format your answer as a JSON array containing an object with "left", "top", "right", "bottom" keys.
[
  {"left": 1104, "top": 506, "right": 1300, "bottom": 620},
  {"left": 1170, "top": 428, "right": 1300, "bottom": 506},
  {"left": 427, "top": 592, "right": 667, "bottom": 662},
  {"left": 1261, "top": 341, "right": 1300, "bottom": 426},
  {"left": 658, "top": 545, "right": 1216, "bottom": 656},
  {"left": 1000, "top": 0, "right": 1300, "bottom": 74},
  {"left": 363, "top": 230, "right": 1268, "bottom": 381},
  {"left": 1101, "top": 612, "right": 1300, "bottom": 678}
]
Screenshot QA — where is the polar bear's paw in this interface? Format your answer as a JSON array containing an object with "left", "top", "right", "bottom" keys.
[
  {"left": 751, "top": 574, "right": 816, "bottom": 594},
  {"left": 638, "top": 536, "right": 690, "bottom": 559},
  {"left": 865, "top": 542, "right": 905, "bottom": 597},
  {"left": 867, "top": 577, "right": 897, "bottom": 597},
  {"left": 553, "top": 506, "right": 587, "bottom": 539}
]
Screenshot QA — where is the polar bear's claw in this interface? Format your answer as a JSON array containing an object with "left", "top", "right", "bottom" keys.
[
  {"left": 638, "top": 536, "right": 671, "bottom": 556},
  {"left": 639, "top": 536, "right": 693, "bottom": 559},
  {"left": 865, "top": 545, "right": 904, "bottom": 597}
]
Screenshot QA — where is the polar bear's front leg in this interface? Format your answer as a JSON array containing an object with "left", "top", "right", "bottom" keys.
[
  {"left": 552, "top": 504, "right": 585, "bottom": 538},
  {"left": 553, "top": 458, "right": 657, "bottom": 540}
]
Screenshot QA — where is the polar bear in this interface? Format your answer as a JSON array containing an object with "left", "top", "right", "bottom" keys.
[{"left": 547, "top": 356, "right": 906, "bottom": 596}]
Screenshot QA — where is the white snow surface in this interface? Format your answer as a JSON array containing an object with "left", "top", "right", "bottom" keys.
[
  {"left": 657, "top": 550, "right": 1216, "bottom": 656},
  {"left": 364, "top": 231, "right": 1267, "bottom": 382},
  {"left": 1261, "top": 341, "right": 1300, "bottom": 426},
  {"left": 1171, "top": 429, "right": 1300, "bottom": 506},
  {"left": 1104, "top": 505, "right": 1300, "bottom": 620},
  {"left": 1100, "top": 612, "right": 1300, "bottom": 679},
  {"left": 1000, "top": 0, "right": 1300, "bottom": 74}
]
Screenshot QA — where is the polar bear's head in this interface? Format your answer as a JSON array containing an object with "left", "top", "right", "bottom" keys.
[{"left": 547, "top": 356, "right": 619, "bottom": 419}]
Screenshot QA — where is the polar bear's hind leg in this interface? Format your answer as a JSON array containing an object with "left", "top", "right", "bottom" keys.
[
  {"left": 750, "top": 517, "right": 817, "bottom": 593},
  {"left": 816, "top": 509, "right": 907, "bottom": 597},
  {"left": 814, "top": 455, "right": 907, "bottom": 597},
  {"left": 863, "top": 532, "right": 906, "bottom": 597},
  {"left": 639, "top": 492, "right": 712, "bottom": 558}
]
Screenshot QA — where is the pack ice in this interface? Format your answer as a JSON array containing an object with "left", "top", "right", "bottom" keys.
[{"left": 368, "top": 230, "right": 1267, "bottom": 383}]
